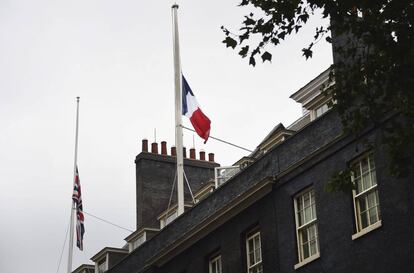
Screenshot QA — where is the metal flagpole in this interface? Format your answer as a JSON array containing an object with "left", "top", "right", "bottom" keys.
[
  {"left": 67, "top": 97, "right": 80, "bottom": 273},
  {"left": 172, "top": 4, "right": 185, "bottom": 216}
]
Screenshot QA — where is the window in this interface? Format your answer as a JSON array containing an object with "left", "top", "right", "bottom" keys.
[
  {"left": 97, "top": 258, "right": 107, "bottom": 273},
  {"left": 209, "top": 255, "right": 222, "bottom": 273},
  {"left": 165, "top": 210, "right": 178, "bottom": 225},
  {"left": 315, "top": 103, "right": 329, "bottom": 118},
  {"left": 246, "top": 231, "right": 263, "bottom": 273},
  {"left": 294, "top": 188, "right": 319, "bottom": 266},
  {"left": 131, "top": 233, "right": 146, "bottom": 251},
  {"left": 352, "top": 153, "right": 381, "bottom": 235},
  {"left": 159, "top": 209, "right": 178, "bottom": 228}
]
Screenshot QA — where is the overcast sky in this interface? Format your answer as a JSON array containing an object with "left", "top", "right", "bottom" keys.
[{"left": 0, "top": 1, "right": 332, "bottom": 272}]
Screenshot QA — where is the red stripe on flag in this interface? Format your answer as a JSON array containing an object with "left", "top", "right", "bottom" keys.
[{"left": 190, "top": 108, "right": 211, "bottom": 143}]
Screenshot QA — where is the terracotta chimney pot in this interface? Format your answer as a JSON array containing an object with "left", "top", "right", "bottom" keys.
[
  {"left": 151, "top": 142, "right": 158, "bottom": 154},
  {"left": 142, "top": 139, "right": 148, "bottom": 152}
]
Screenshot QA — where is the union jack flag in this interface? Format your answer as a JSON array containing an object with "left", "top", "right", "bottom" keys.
[{"left": 72, "top": 166, "right": 85, "bottom": 250}]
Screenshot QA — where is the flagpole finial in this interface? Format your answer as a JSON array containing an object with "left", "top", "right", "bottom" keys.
[{"left": 172, "top": 3, "right": 179, "bottom": 9}]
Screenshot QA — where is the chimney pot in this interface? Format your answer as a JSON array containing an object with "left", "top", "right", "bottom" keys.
[
  {"left": 190, "top": 148, "right": 196, "bottom": 159},
  {"left": 199, "top": 150, "right": 206, "bottom": 161},
  {"left": 183, "top": 147, "right": 187, "bottom": 158},
  {"left": 208, "top": 153, "right": 215, "bottom": 162},
  {"left": 151, "top": 142, "right": 158, "bottom": 154},
  {"left": 161, "top": 141, "right": 167, "bottom": 155},
  {"left": 142, "top": 139, "right": 148, "bottom": 152},
  {"left": 171, "top": 146, "right": 176, "bottom": 156}
]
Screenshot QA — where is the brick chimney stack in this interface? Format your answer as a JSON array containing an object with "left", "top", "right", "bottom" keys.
[
  {"left": 208, "top": 153, "right": 215, "bottom": 162},
  {"left": 183, "top": 147, "right": 187, "bottom": 158},
  {"left": 171, "top": 146, "right": 176, "bottom": 156}
]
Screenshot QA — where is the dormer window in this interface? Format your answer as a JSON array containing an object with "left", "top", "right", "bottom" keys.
[
  {"left": 91, "top": 247, "right": 128, "bottom": 273},
  {"left": 125, "top": 228, "right": 159, "bottom": 253},
  {"left": 97, "top": 257, "right": 107, "bottom": 273},
  {"left": 290, "top": 67, "right": 334, "bottom": 122},
  {"left": 165, "top": 210, "right": 178, "bottom": 226},
  {"left": 315, "top": 103, "right": 329, "bottom": 118},
  {"left": 131, "top": 233, "right": 146, "bottom": 250},
  {"left": 158, "top": 204, "right": 192, "bottom": 229},
  {"left": 194, "top": 181, "right": 215, "bottom": 203},
  {"left": 158, "top": 208, "right": 178, "bottom": 228}
]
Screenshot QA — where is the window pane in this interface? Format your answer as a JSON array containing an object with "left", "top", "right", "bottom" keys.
[
  {"left": 255, "top": 249, "right": 261, "bottom": 262},
  {"left": 362, "top": 172, "right": 370, "bottom": 191},
  {"left": 369, "top": 207, "right": 378, "bottom": 224},
  {"left": 248, "top": 239, "right": 254, "bottom": 253},
  {"left": 304, "top": 206, "right": 311, "bottom": 223},
  {"left": 371, "top": 170, "right": 377, "bottom": 186},
  {"left": 298, "top": 210, "right": 304, "bottom": 226},
  {"left": 367, "top": 191, "right": 377, "bottom": 208},
  {"left": 355, "top": 178, "right": 362, "bottom": 194},
  {"left": 358, "top": 196, "right": 367, "bottom": 212},
  {"left": 304, "top": 193, "right": 310, "bottom": 208},
  {"left": 249, "top": 252, "right": 255, "bottom": 264},
  {"left": 255, "top": 235, "right": 261, "bottom": 250},
  {"left": 360, "top": 210, "right": 369, "bottom": 229},
  {"left": 302, "top": 241, "right": 310, "bottom": 259},
  {"left": 309, "top": 239, "right": 317, "bottom": 256},
  {"left": 361, "top": 157, "right": 369, "bottom": 173}
]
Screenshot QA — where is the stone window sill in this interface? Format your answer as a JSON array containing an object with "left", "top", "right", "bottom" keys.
[
  {"left": 294, "top": 253, "right": 320, "bottom": 270},
  {"left": 352, "top": 220, "right": 382, "bottom": 240}
]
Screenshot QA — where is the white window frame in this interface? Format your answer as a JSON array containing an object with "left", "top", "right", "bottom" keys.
[
  {"left": 209, "top": 254, "right": 222, "bottom": 273},
  {"left": 293, "top": 188, "right": 320, "bottom": 269},
  {"left": 351, "top": 153, "right": 382, "bottom": 240},
  {"left": 246, "top": 231, "right": 263, "bottom": 273}
]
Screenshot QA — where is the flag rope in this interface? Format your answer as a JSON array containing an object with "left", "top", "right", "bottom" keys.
[
  {"left": 56, "top": 215, "right": 71, "bottom": 273},
  {"left": 82, "top": 210, "right": 134, "bottom": 232},
  {"left": 181, "top": 125, "right": 253, "bottom": 153}
]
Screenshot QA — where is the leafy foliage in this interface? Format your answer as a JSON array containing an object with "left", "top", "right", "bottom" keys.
[
  {"left": 223, "top": 0, "right": 414, "bottom": 191},
  {"left": 325, "top": 168, "right": 354, "bottom": 193}
]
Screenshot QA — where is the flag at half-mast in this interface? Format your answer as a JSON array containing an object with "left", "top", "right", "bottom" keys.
[
  {"left": 72, "top": 166, "right": 85, "bottom": 250},
  {"left": 182, "top": 75, "right": 211, "bottom": 143}
]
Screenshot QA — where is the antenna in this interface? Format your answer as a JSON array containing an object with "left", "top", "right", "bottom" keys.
[
  {"left": 192, "top": 134, "right": 195, "bottom": 149},
  {"left": 154, "top": 128, "right": 157, "bottom": 142}
]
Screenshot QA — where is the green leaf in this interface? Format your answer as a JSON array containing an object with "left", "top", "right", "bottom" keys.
[
  {"left": 302, "top": 48, "right": 313, "bottom": 59},
  {"left": 222, "top": 37, "right": 237, "bottom": 49},
  {"left": 239, "top": 46, "right": 249, "bottom": 58},
  {"left": 249, "top": 56, "right": 256, "bottom": 66},
  {"left": 238, "top": 0, "right": 249, "bottom": 6},
  {"left": 243, "top": 16, "right": 256, "bottom": 26},
  {"left": 261, "top": 51, "right": 272, "bottom": 63},
  {"left": 277, "top": 31, "right": 286, "bottom": 40}
]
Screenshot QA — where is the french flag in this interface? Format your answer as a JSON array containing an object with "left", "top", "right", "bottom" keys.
[{"left": 182, "top": 75, "right": 211, "bottom": 143}]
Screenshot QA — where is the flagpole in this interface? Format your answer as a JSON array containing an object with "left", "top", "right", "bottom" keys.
[
  {"left": 172, "top": 4, "right": 185, "bottom": 216},
  {"left": 67, "top": 97, "right": 80, "bottom": 273}
]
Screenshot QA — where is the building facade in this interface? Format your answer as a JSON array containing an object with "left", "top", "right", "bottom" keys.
[{"left": 74, "top": 20, "right": 414, "bottom": 273}]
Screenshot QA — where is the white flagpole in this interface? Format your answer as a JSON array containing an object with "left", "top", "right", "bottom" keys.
[
  {"left": 172, "top": 4, "right": 185, "bottom": 216},
  {"left": 67, "top": 97, "right": 80, "bottom": 273}
]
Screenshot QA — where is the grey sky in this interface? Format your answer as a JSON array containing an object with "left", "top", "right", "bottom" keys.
[{"left": 0, "top": 1, "right": 332, "bottom": 272}]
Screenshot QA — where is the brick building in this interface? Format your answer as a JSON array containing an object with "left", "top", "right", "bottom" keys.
[{"left": 74, "top": 18, "right": 414, "bottom": 273}]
